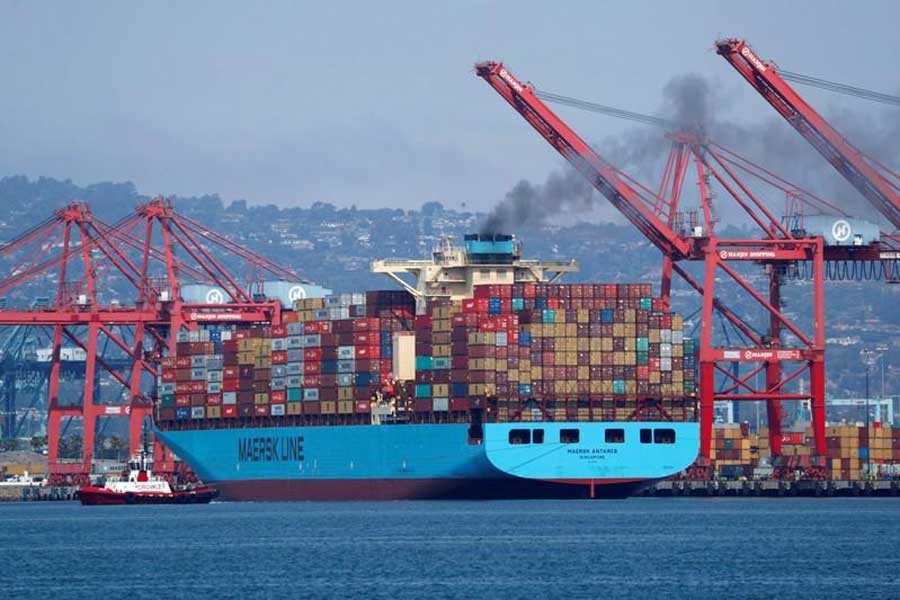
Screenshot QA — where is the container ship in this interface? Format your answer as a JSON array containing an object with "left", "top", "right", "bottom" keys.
[{"left": 154, "top": 235, "right": 699, "bottom": 500}]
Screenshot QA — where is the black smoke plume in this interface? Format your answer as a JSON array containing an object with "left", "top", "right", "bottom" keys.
[{"left": 481, "top": 73, "right": 899, "bottom": 233}]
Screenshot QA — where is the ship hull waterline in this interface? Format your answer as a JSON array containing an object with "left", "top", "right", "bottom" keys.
[{"left": 155, "top": 421, "right": 699, "bottom": 501}]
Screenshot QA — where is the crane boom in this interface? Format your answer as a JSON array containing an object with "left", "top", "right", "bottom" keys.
[
  {"left": 475, "top": 61, "right": 692, "bottom": 259},
  {"left": 715, "top": 38, "right": 900, "bottom": 231}
]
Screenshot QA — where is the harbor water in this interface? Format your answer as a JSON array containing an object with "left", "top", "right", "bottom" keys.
[{"left": 2, "top": 498, "right": 899, "bottom": 599}]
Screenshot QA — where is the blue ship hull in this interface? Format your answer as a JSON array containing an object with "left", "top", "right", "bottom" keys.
[{"left": 155, "top": 421, "right": 699, "bottom": 500}]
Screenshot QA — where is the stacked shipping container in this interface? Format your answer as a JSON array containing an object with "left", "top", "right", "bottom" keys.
[
  {"left": 157, "top": 291, "right": 415, "bottom": 421},
  {"left": 414, "top": 283, "right": 696, "bottom": 421},
  {"left": 708, "top": 423, "right": 900, "bottom": 480},
  {"left": 157, "top": 283, "right": 697, "bottom": 424}
]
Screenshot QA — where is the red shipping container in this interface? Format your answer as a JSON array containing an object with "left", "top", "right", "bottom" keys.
[
  {"left": 450, "top": 398, "right": 470, "bottom": 411},
  {"left": 271, "top": 390, "right": 286, "bottom": 403},
  {"left": 224, "top": 366, "right": 238, "bottom": 378},
  {"left": 189, "top": 382, "right": 205, "bottom": 393},
  {"left": 176, "top": 395, "right": 191, "bottom": 407},
  {"left": 206, "top": 394, "right": 222, "bottom": 405},
  {"left": 161, "top": 357, "right": 176, "bottom": 369},
  {"left": 781, "top": 432, "right": 804, "bottom": 445},
  {"left": 355, "top": 345, "right": 381, "bottom": 359},
  {"left": 162, "top": 370, "right": 176, "bottom": 383},
  {"left": 352, "top": 332, "right": 373, "bottom": 345},
  {"left": 222, "top": 379, "right": 238, "bottom": 392},
  {"left": 303, "top": 361, "right": 321, "bottom": 375},
  {"left": 304, "top": 348, "right": 323, "bottom": 362},
  {"left": 223, "top": 405, "right": 238, "bottom": 418},
  {"left": 474, "top": 285, "right": 491, "bottom": 299},
  {"left": 175, "top": 356, "right": 191, "bottom": 369},
  {"left": 271, "top": 350, "right": 288, "bottom": 364},
  {"left": 354, "top": 401, "right": 371, "bottom": 414},
  {"left": 353, "top": 317, "right": 379, "bottom": 332},
  {"left": 271, "top": 324, "right": 286, "bottom": 338},
  {"left": 303, "top": 374, "right": 321, "bottom": 387},
  {"left": 254, "top": 405, "right": 270, "bottom": 416},
  {"left": 304, "top": 401, "right": 321, "bottom": 415}
]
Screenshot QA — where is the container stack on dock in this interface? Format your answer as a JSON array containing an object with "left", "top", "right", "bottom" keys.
[{"left": 703, "top": 423, "right": 900, "bottom": 480}]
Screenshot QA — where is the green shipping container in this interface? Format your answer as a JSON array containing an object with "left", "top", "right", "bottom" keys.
[
  {"left": 287, "top": 387, "right": 303, "bottom": 402},
  {"left": 415, "top": 384, "right": 432, "bottom": 398}
]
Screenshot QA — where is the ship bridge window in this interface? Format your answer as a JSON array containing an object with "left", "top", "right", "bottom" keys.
[
  {"left": 560, "top": 429, "right": 580, "bottom": 444},
  {"left": 654, "top": 428, "right": 676, "bottom": 444},
  {"left": 509, "top": 429, "right": 530, "bottom": 445},
  {"left": 532, "top": 429, "right": 545, "bottom": 444},
  {"left": 639, "top": 428, "right": 652, "bottom": 444},
  {"left": 605, "top": 428, "right": 625, "bottom": 444}
]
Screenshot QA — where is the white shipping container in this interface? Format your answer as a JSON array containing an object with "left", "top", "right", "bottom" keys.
[
  {"left": 286, "top": 362, "right": 303, "bottom": 375},
  {"left": 433, "top": 397, "right": 449, "bottom": 411},
  {"left": 270, "top": 404, "right": 286, "bottom": 416},
  {"left": 223, "top": 392, "right": 237, "bottom": 405},
  {"left": 393, "top": 332, "right": 416, "bottom": 381}
]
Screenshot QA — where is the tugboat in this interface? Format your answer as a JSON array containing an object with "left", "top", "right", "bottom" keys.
[{"left": 78, "top": 452, "right": 218, "bottom": 505}]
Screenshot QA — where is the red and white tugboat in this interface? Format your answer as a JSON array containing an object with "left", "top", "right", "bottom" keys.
[{"left": 79, "top": 452, "right": 218, "bottom": 505}]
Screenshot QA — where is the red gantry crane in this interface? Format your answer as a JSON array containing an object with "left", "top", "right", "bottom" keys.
[
  {"left": 715, "top": 38, "right": 900, "bottom": 234},
  {"left": 0, "top": 198, "right": 308, "bottom": 485},
  {"left": 476, "top": 61, "right": 899, "bottom": 476}
]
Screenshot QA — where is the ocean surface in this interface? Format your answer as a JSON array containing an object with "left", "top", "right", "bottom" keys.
[{"left": 2, "top": 498, "right": 899, "bottom": 599}]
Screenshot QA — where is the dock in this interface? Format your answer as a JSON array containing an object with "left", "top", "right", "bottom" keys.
[{"left": 642, "top": 479, "right": 900, "bottom": 497}]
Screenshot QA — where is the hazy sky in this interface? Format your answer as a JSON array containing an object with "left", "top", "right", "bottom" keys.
[{"left": 1, "top": 0, "right": 897, "bottom": 212}]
